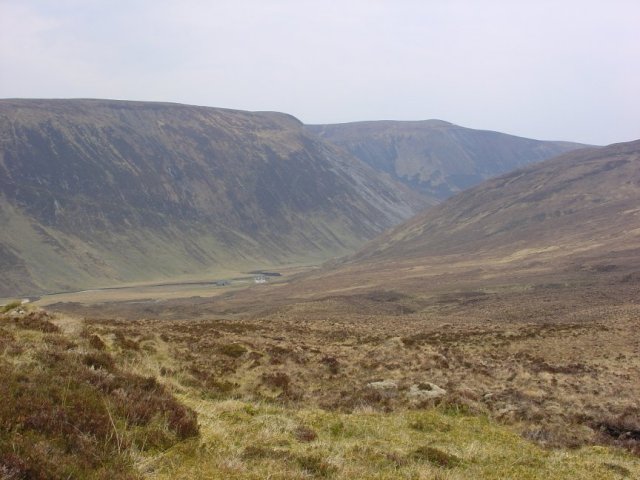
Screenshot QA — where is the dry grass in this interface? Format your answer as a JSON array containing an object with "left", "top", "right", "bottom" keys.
[
  {"left": 142, "top": 400, "right": 638, "bottom": 479},
  {"left": 10, "top": 247, "right": 640, "bottom": 478},
  {"left": 65, "top": 278, "right": 640, "bottom": 454}
]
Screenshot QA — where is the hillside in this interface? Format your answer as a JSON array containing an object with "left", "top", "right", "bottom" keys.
[
  {"left": 353, "top": 139, "right": 640, "bottom": 265},
  {"left": 5, "top": 304, "right": 639, "bottom": 480},
  {"left": 0, "top": 99, "right": 430, "bottom": 297},
  {"left": 231, "top": 139, "right": 640, "bottom": 300},
  {"left": 307, "top": 120, "right": 588, "bottom": 199}
]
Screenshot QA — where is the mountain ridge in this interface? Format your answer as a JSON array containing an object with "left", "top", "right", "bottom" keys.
[
  {"left": 268, "top": 138, "right": 640, "bottom": 300},
  {"left": 0, "top": 99, "right": 430, "bottom": 296},
  {"left": 0, "top": 98, "right": 595, "bottom": 297},
  {"left": 306, "top": 120, "right": 589, "bottom": 199}
]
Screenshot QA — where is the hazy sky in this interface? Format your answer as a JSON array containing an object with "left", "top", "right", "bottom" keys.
[{"left": 1, "top": 0, "right": 638, "bottom": 145}]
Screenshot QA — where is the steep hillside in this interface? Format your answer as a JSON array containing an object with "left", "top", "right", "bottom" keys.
[
  {"left": 242, "top": 139, "right": 640, "bottom": 299},
  {"left": 307, "top": 120, "right": 588, "bottom": 199},
  {"left": 0, "top": 99, "right": 430, "bottom": 297},
  {"left": 355, "top": 139, "right": 640, "bottom": 263}
]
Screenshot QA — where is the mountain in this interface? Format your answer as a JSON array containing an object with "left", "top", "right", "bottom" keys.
[
  {"left": 356, "top": 139, "right": 639, "bottom": 261},
  {"left": 277, "top": 139, "right": 640, "bottom": 296},
  {"left": 306, "top": 120, "right": 588, "bottom": 199},
  {"left": 0, "top": 99, "right": 430, "bottom": 297}
]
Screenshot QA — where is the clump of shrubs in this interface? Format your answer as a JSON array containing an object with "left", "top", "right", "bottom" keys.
[
  {"left": 1, "top": 300, "right": 22, "bottom": 314},
  {"left": 219, "top": 343, "right": 248, "bottom": 358},
  {"left": 88, "top": 334, "right": 107, "bottom": 350},
  {"left": 82, "top": 351, "right": 116, "bottom": 370},
  {"left": 321, "top": 356, "right": 340, "bottom": 374},
  {"left": 262, "top": 372, "right": 291, "bottom": 391},
  {"left": 594, "top": 408, "right": 640, "bottom": 454},
  {"left": 11, "top": 310, "right": 60, "bottom": 333},
  {"left": 114, "top": 331, "right": 140, "bottom": 350},
  {"left": 0, "top": 319, "right": 199, "bottom": 479}
]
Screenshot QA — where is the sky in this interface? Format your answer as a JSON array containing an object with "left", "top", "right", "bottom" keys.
[{"left": 1, "top": 0, "right": 638, "bottom": 145}]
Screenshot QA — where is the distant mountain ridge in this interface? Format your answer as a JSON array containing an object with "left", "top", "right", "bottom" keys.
[
  {"left": 307, "top": 120, "right": 588, "bottom": 199},
  {"left": 0, "top": 99, "right": 430, "bottom": 296},
  {"left": 352, "top": 138, "right": 640, "bottom": 263}
]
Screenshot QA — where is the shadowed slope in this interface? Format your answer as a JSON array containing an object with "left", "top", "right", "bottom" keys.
[{"left": 0, "top": 99, "right": 431, "bottom": 296}]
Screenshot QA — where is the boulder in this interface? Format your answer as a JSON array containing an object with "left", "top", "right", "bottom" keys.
[
  {"left": 407, "top": 382, "right": 446, "bottom": 401},
  {"left": 367, "top": 379, "right": 398, "bottom": 389}
]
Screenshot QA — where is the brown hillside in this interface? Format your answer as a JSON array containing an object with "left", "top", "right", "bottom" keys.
[{"left": 230, "top": 139, "right": 640, "bottom": 298}]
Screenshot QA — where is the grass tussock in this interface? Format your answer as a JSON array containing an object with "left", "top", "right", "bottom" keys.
[
  {"left": 411, "top": 445, "right": 462, "bottom": 468},
  {"left": 219, "top": 342, "right": 248, "bottom": 358},
  {"left": 1, "top": 300, "right": 22, "bottom": 314}
]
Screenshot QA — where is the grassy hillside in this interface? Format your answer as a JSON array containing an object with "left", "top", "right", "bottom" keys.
[{"left": 3, "top": 303, "right": 638, "bottom": 479}]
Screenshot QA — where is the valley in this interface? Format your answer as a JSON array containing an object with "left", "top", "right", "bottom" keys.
[
  {"left": 25, "top": 265, "right": 308, "bottom": 307},
  {"left": 2, "top": 1, "right": 637, "bottom": 478},
  {"left": 14, "top": 226, "right": 640, "bottom": 479},
  {"left": 0, "top": 99, "right": 429, "bottom": 297},
  {"left": 0, "top": 100, "right": 587, "bottom": 299},
  {"left": 1, "top": 103, "right": 639, "bottom": 479}
]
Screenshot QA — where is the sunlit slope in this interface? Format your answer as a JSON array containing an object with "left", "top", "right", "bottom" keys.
[{"left": 353, "top": 139, "right": 640, "bottom": 264}]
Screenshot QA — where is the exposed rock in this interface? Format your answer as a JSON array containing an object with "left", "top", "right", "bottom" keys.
[
  {"left": 367, "top": 380, "right": 398, "bottom": 390},
  {"left": 8, "top": 308, "right": 27, "bottom": 319},
  {"left": 407, "top": 382, "right": 446, "bottom": 401}
]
